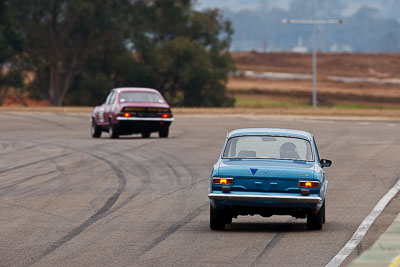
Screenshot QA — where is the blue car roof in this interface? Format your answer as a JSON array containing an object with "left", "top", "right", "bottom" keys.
[{"left": 227, "top": 128, "right": 313, "bottom": 141}]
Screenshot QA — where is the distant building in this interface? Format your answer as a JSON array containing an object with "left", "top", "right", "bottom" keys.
[
  {"left": 292, "top": 37, "right": 307, "bottom": 53},
  {"left": 330, "top": 44, "right": 354, "bottom": 53}
]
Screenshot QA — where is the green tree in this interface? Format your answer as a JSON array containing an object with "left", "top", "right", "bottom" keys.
[
  {"left": 0, "top": 0, "right": 24, "bottom": 106},
  {"left": 130, "top": 0, "right": 235, "bottom": 107},
  {"left": 10, "top": 0, "right": 235, "bottom": 107},
  {"left": 65, "top": 40, "right": 155, "bottom": 106},
  {"left": 10, "top": 0, "right": 132, "bottom": 106}
]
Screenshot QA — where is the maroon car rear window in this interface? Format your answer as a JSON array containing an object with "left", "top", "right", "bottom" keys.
[{"left": 119, "top": 92, "right": 164, "bottom": 103}]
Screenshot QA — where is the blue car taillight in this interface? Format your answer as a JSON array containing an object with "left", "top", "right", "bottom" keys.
[
  {"left": 213, "top": 177, "right": 233, "bottom": 185},
  {"left": 299, "top": 181, "right": 319, "bottom": 188}
]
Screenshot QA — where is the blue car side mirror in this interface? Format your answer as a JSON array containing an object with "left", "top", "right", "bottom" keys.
[{"left": 320, "top": 159, "right": 332, "bottom": 168}]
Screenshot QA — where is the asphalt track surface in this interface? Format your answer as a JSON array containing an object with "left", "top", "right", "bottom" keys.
[{"left": 1, "top": 112, "right": 399, "bottom": 267}]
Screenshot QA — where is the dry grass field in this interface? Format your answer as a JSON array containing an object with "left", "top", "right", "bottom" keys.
[{"left": 230, "top": 52, "right": 400, "bottom": 108}]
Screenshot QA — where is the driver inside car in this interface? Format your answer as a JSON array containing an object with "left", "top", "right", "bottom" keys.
[{"left": 279, "top": 142, "right": 300, "bottom": 159}]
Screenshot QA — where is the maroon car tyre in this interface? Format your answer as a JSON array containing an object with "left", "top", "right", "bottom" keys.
[
  {"left": 159, "top": 127, "right": 169, "bottom": 138},
  {"left": 109, "top": 122, "right": 119, "bottom": 139},
  {"left": 91, "top": 120, "right": 102, "bottom": 138}
]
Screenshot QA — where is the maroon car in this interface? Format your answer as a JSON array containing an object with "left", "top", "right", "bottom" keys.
[{"left": 91, "top": 88, "right": 174, "bottom": 138}]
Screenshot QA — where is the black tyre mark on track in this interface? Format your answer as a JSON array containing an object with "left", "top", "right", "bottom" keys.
[
  {"left": 9, "top": 173, "right": 70, "bottom": 198},
  {"left": 113, "top": 147, "right": 203, "bottom": 210},
  {"left": 0, "top": 112, "right": 72, "bottom": 130},
  {"left": 133, "top": 147, "right": 207, "bottom": 205},
  {"left": 250, "top": 230, "right": 285, "bottom": 267},
  {"left": 0, "top": 200, "right": 73, "bottom": 221},
  {"left": 95, "top": 148, "right": 207, "bottom": 228},
  {"left": 92, "top": 147, "right": 209, "bottom": 258},
  {"left": 89, "top": 145, "right": 180, "bottom": 220},
  {"left": 0, "top": 153, "right": 70, "bottom": 174},
  {"left": 154, "top": 148, "right": 195, "bottom": 184},
  {"left": 0, "top": 170, "right": 56, "bottom": 192},
  {"left": 25, "top": 140, "right": 153, "bottom": 223},
  {"left": 55, "top": 113, "right": 90, "bottom": 120},
  {"left": 29, "top": 150, "right": 127, "bottom": 265},
  {"left": 125, "top": 147, "right": 209, "bottom": 205},
  {"left": 25, "top": 131, "right": 184, "bottom": 263},
  {"left": 149, "top": 178, "right": 208, "bottom": 206},
  {"left": 5, "top": 116, "right": 194, "bottom": 265},
  {"left": 129, "top": 148, "right": 183, "bottom": 186},
  {"left": 139, "top": 203, "right": 208, "bottom": 257},
  {"left": 164, "top": 161, "right": 182, "bottom": 185},
  {"left": 99, "top": 150, "right": 151, "bottom": 215},
  {"left": 111, "top": 148, "right": 209, "bottom": 221},
  {"left": 0, "top": 143, "right": 43, "bottom": 156}
]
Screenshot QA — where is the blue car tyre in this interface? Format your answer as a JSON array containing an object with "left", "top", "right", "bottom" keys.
[
  {"left": 307, "top": 200, "right": 325, "bottom": 230},
  {"left": 210, "top": 204, "right": 231, "bottom": 230}
]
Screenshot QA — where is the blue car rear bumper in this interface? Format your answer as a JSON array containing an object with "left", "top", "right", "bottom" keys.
[
  {"left": 208, "top": 191, "right": 324, "bottom": 210},
  {"left": 208, "top": 192, "right": 322, "bottom": 204}
]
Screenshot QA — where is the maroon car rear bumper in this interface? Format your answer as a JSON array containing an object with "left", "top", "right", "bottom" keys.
[{"left": 116, "top": 117, "right": 174, "bottom": 122}]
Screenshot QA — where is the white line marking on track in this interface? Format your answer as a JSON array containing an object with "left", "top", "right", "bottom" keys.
[
  {"left": 358, "top": 141, "right": 390, "bottom": 145},
  {"left": 326, "top": 177, "right": 400, "bottom": 267}
]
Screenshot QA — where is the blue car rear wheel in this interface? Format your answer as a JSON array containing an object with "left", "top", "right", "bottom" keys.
[
  {"left": 210, "top": 203, "right": 226, "bottom": 230},
  {"left": 307, "top": 201, "right": 325, "bottom": 230}
]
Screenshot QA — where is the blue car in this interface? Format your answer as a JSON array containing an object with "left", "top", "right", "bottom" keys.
[{"left": 208, "top": 128, "right": 332, "bottom": 230}]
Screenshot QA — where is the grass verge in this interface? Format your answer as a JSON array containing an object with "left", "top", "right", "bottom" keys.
[{"left": 234, "top": 94, "right": 400, "bottom": 110}]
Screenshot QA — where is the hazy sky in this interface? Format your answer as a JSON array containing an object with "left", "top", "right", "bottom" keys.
[
  {"left": 195, "top": 0, "right": 392, "bottom": 17},
  {"left": 195, "top": 0, "right": 291, "bottom": 11}
]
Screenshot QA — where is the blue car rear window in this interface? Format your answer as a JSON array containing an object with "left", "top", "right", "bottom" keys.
[{"left": 223, "top": 135, "right": 314, "bottom": 161}]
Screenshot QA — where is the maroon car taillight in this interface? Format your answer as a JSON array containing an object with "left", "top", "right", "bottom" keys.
[{"left": 118, "top": 112, "right": 135, "bottom": 117}]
